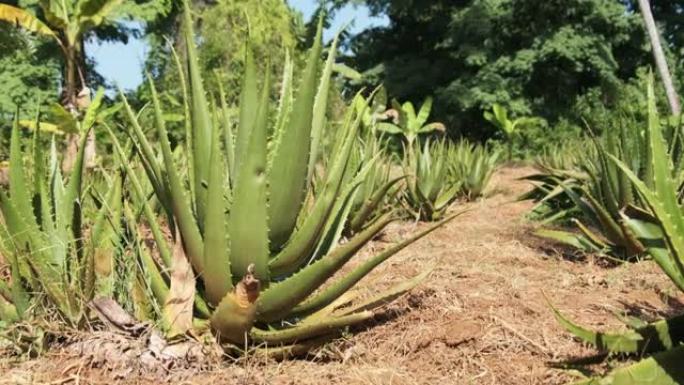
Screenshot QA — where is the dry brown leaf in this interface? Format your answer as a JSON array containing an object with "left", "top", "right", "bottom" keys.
[{"left": 163, "top": 233, "right": 196, "bottom": 337}]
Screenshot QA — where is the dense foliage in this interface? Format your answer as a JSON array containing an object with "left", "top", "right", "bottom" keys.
[{"left": 343, "top": 0, "right": 661, "bottom": 145}]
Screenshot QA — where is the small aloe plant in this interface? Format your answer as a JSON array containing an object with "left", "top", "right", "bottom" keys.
[
  {"left": 403, "top": 139, "right": 461, "bottom": 221},
  {"left": 549, "top": 76, "right": 684, "bottom": 385},
  {"left": 0, "top": 110, "right": 123, "bottom": 331},
  {"left": 449, "top": 140, "right": 500, "bottom": 200},
  {"left": 377, "top": 97, "right": 445, "bottom": 146},
  {"left": 110, "top": 1, "right": 459, "bottom": 353}
]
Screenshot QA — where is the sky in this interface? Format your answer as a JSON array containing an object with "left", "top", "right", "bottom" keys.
[{"left": 87, "top": 0, "right": 388, "bottom": 91}]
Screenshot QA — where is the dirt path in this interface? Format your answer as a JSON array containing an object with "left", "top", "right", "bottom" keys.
[{"left": 3, "top": 167, "right": 683, "bottom": 385}]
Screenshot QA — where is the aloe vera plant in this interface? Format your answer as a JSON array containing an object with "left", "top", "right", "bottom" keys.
[
  {"left": 449, "top": 140, "right": 500, "bottom": 200},
  {"left": 344, "top": 131, "right": 404, "bottom": 236},
  {"left": 550, "top": 76, "right": 684, "bottom": 384},
  {"left": 110, "top": 1, "right": 458, "bottom": 352},
  {"left": 403, "top": 139, "right": 461, "bottom": 221},
  {"left": 531, "top": 95, "right": 684, "bottom": 260},
  {"left": 0, "top": 111, "right": 123, "bottom": 330}
]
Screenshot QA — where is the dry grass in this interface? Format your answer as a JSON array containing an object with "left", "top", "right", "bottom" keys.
[{"left": 2, "top": 166, "right": 682, "bottom": 385}]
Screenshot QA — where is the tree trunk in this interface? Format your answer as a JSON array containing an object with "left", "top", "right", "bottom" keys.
[
  {"left": 637, "top": 0, "right": 681, "bottom": 116},
  {"left": 62, "top": 38, "right": 97, "bottom": 172}
]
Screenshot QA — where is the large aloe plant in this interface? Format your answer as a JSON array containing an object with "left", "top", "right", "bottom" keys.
[
  {"left": 550, "top": 76, "right": 684, "bottom": 384},
  {"left": 110, "top": 1, "right": 458, "bottom": 352}
]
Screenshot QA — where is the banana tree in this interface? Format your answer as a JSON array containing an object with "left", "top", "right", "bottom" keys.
[
  {"left": 483, "top": 103, "right": 541, "bottom": 160},
  {"left": 377, "top": 97, "right": 445, "bottom": 147},
  {"left": 549, "top": 76, "right": 684, "bottom": 384},
  {"left": 0, "top": 1, "right": 121, "bottom": 108},
  {"left": 111, "top": 1, "right": 460, "bottom": 353},
  {"left": 0, "top": 1, "right": 123, "bottom": 170}
]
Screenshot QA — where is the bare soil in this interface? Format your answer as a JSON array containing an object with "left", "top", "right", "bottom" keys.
[{"left": 2, "top": 166, "right": 683, "bottom": 385}]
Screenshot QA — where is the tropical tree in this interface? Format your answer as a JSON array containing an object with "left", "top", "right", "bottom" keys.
[
  {"left": 483, "top": 103, "right": 542, "bottom": 160},
  {"left": 377, "top": 97, "right": 445, "bottom": 146}
]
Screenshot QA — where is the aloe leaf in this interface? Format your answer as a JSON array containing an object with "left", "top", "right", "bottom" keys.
[
  {"left": 119, "top": 90, "right": 167, "bottom": 206},
  {"left": 229, "top": 70, "right": 271, "bottom": 283},
  {"left": 250, "top": 311, "right": 373, "bottom": 345},
  {"left": 339, "top": 266, "right": 433, "bottom": 316},
  {"left": 644, "top": 77, "right": 682, "bottom": 227},
  {"left": 269, "top": 101, "right": 364, "bottom": 277},
  {"left": 550, "top": 300, "right": 684, "bottom": 354},
  {"left": 571, "top": 345, "right": 684, "bottom": 385},
  {"left": 607, "top": 155, "right": 684, "bottom": 281},
  {"left": 534, "top": 228, "right": 601, "bottom": 252},
  {"left": 307, "top": 31, "right": 341, "bottom": 186},
  {"left": 202, "top": 108, "right": 232, "bottom": 305},
  {"left": 183, "top": 0, "right": 212, "bottom": 226},
  {"left": 257, "top": 214, "right": 393, "bottom": 322},
  {"left": 216, "top": 76, "right": 235, "bottom": 180},
  {"left": 234, "top": 47, "right": 258, "bottom": 177},
  {"left": 148, "top": 76, "right": 205, "bottom": 274},
  {"left": 267, "top": 18, "right": 323, "bottom": 250},
  {"left": 104, "top": 124, "right": 173, "bottom": 268},
  {"left": 9, "top": 114, "right": 35, "bottom": 230},
  {"left": 292, "top": 213, "right": 461, "bottom": 316},
  {"left": 123, "top": 203, "right": 169, "bottom": 306},
  {"left": 251, "top": 334, "right": 335, "bottom": 360},
  {"left": 270, "top": 51, "right": 294, "bottom": 169},
  {"left": 349, "top": 175, "right": 406, "bottom": 232},
  {"left": 621, "top": 214, "right": 684, "bottom": 291}
]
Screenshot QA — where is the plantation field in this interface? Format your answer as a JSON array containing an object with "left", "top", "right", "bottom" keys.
[{"left": 3, "top": 166, "right": 680, "bottom": 385}]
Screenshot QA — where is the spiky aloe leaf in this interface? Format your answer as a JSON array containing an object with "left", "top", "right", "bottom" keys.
[
  {"left": 621, "top": 214, "right": 684, "bottom": 291},
  {"left": 270, "top": 51, "right": 294, "bottom": 169},
  {"left": 307, "top": 31, "right": 341, "bottom": 185},
  {"left": 147, "top": 76, "right": 204, "bottom": 274},
  {"left": 269, "top": 99, "right": 364, "bottom": 276},
  {"left": 216, "top": 77, "right": 235, "bottom": 178},
  {"left": 202, "top": 108, "right": 232, "bottom": 305},
  {"left": 534, "top": 228, "right": 603, "bottom": 253},
  {"left": 234, "top": 47, "right": 258, "bottom": 176},
  {"left": 338, "top": 266, "right": 433, "bottom": 316},
  {"left": 257, "top": 214, "right": 394, "bottom": 322},
  {"left": 104, "top": 123, "right": 173, "bottom": 268},
  {"left": 571, "top": 345, "right": 684, "bottom": 385},
  {"left": 250, "top": 311, "right": 373, "bottom": 345},
  {"left": 549, "top": 299, "right": 684, "bottom": 354},
  {"left": 267, "top": 18, "right": 323, "bottom": 250},
  {"left": 119, "top": 88, "right": 169, "bottom": 217},
  {"left": 183, "top": 0, "right": 212, "bottom": 226},
  {"left": 8, "top": 114, "right": 35, "bottom": 232},
  {"left": 123, "top": 203, "right": 169, "bottom": 306},
  {"left": 292, "top": 212, "right": 462, "bottom": 316},
  {"left": 348, "top": 175, "right": 406, "bottom": 233},
  {"left": 228, "top": 70, "right": 271, "bottom": 282}
]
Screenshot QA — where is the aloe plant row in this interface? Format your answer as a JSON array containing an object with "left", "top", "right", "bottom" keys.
[{"left": 550, "top": 76, "right": 684, "bottom": 384}]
